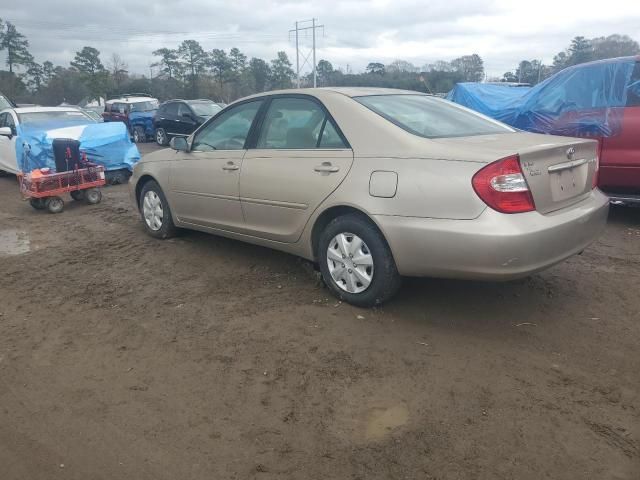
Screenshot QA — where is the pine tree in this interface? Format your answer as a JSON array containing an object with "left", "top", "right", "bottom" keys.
[{"left": 0, "top": 21, "right": 33, "bottom": 73}]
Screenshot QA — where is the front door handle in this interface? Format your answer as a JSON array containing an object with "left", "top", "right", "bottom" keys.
[
  {"left": 222, "top": 162, "right": 239, "bottom": 171},
  {"left": 314, "top": 162, "right": 339, "bottom": 173}
]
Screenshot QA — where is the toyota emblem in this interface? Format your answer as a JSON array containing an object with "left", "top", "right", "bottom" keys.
[{"left": 566, "top": 147, "right": 576, "bottom": 159}]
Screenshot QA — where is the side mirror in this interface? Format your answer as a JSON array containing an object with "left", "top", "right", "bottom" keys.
[
  {"left": 0, "top": 126, "right": 13, "bottom": 138},
  {"left": 170, "top": 136, "right": 189, "bottom": 152}
]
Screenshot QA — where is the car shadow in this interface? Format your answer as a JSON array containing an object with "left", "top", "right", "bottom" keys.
[{"left": 607, "top": 204, "right": 640, "bottom": 226}]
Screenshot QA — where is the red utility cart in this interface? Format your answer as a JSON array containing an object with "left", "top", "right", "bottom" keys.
[{"left": 18, "top": 162, "right": 106, "bottom": 214}]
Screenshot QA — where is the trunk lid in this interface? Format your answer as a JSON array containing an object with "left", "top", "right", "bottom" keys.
[
  {"left": 518, "top": 139, "right": 598, "bottom": 214},
  {"left": 431, "top": 132, "right": 599, "bottom": 214}
]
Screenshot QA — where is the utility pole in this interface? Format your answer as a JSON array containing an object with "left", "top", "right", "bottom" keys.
[
  {"left": 312, "top": 18, "right": 317, "bottom": 87},
  {"left": 537, "top": 59, "right": 543, "bottom": 84},
  {"left": 295, "top": 21, "right": 300, "bottom": 88},
  {"left": 289, "top": 19, "right": 324, "bottom": 88}
]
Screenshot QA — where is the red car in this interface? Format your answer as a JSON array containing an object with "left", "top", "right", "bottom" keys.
[
  {"left": 599, "top": 60, "right": 640, "bottom": 202},
  {"left": 449, "top": 56, "right": 640, "bottom": 203}
]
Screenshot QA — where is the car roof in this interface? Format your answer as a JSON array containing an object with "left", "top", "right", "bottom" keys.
[
  {"left": 561, "top": 55, "right": 640, "bottom": 70},
  {"left": 106, "top": 97, "right": 157, "bottom": 104},
  {"left": 238, "top": 87, "right": 428, "bottom": 103},
  {"left": 10, "top": 106, "right": 87, "bottom": 114},
  {"left": 318, "top": 87, "right": 428, "bottom": 97},
  {"left": 162, "top": 99, "right": 215, "bottom": 104}
]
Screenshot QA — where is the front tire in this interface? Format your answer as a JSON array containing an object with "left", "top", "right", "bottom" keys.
[
  {"left": 318, "top": 214, "right": 401, "bottom": 307},
  {"left": 29, "top": 198, "right": 46, "bottom": 210},
  {"left": 139, "top": 180, "right": 176, "bottom": 239},
  {"left": 85, "top": 188, "right": 102, "bottom": 205},
  {"left": 45, "top": 196, "right": 64, "bottom": 214}
]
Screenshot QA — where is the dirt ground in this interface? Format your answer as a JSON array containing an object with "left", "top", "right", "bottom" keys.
[{"left": 1, "top": 144, "right": 639, "bottom": 479}]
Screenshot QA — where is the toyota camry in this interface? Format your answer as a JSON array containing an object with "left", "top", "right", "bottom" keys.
[{"left": 131, "top": 88, "right": 609, "bottom": 307}]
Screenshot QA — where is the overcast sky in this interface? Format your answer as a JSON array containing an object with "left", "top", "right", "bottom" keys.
[{"left": 2, "top": 0, "right": 639, "bottom": 78}]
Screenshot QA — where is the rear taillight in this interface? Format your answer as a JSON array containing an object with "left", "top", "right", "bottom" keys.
[{"left": 472, "top": 155, "right": 535, "bottom": 214}]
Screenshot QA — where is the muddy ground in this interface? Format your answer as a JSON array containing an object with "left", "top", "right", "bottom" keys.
[{"left": 1, "top": 144, "right": 639, "bottom": 479}]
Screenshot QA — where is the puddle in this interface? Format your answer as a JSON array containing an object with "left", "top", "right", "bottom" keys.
[
  {"left": 0, "top": 229, "right": 31, "bottom": 256},
  {"left": 365, "top": 404, "right": 409, "bottom": 440}
]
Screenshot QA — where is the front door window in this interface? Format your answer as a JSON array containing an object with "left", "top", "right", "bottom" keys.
[{"left": 191, "top": 101, "right": 262, "bottom": 151}]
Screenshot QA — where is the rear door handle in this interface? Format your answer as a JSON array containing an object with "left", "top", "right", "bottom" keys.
[
  {"left": 222, "top": 162, "right": 239, "bottom": 171},
  {"left": 314, "top": 162, "right": 339, "bottom": 173}
]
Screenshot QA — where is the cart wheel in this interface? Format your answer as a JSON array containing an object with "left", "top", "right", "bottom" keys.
[
  {"left": 29, "top": 198, "right": 46, "bottom": 210},
  {"left": 45, "top": 196, "right": 64, "bottom": 214},
  {"left": 70, "top": 190, "right": 86, "bottom": 201},
  {"left": 85, "top": 188, "right": 102, "bottom": 205}
]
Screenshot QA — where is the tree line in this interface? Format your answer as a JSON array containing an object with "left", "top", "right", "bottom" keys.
[
  {"left": 0, "top": 18, "right": 638, "bottom": 106},
  {"left": 501, "top": 34, "right": 640, "bottom": 85}
]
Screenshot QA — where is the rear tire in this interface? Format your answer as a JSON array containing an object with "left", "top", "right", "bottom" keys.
[
  {"left": 318, "top": 214, "right": 401, "bottom": 307},
  {"left": 155, "top": 128, "right": 168, "bottom": 146},
  {"left": 139, "top": 180, "right": 176, "bottom": 239},
  {"left": 106, "top": 170, "right": 128, "bottom": 185},
  {"left": 45, "top": 196, "right": 64, "bottom": 214},
  {"left": 133, "top": 126, "right": 146, "bottom": 143}
]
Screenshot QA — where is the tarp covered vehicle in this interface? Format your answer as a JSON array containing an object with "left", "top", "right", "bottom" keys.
[
  {"left": 129, "top": 110, "right": 156, "bottom": 143},
  {"left": 0, "top": 107, "right": 140, "bottom": 183},
  {"left": 447, "top": 56, "right": 640, "bottom": 201}
]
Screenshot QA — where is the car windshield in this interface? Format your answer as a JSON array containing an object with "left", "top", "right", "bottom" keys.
[
  {"left": 189, "top": 102, "right": 222, "bottom": 117},
  {"left": 0, "top": 95, "right": 12, "bottom": 110},
  {"left": 129, "top": 100, "right": 159, "bottom": 112},
  {"left": 82, "top": 109, "right": 102, "bottom": 121},
  {"left": 354, "top": 94, "right": 514, "bottom": 138},
  {"left": 18, "top": 110, "right": 95, "bottom": 126}
]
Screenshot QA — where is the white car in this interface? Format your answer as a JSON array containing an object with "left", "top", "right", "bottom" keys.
[{"left": 0, "top": 106, "right": 96, "bottom": 174}]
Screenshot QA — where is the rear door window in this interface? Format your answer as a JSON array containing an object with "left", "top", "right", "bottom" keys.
[
  {"left": 177, "top": 103, "right": 192, "bottom": 117},
  {"left": 257, "top": 97, "right": 347, "bottom": 149},
  {"left": 164, "top": 103, "right": 179, "bottom": 117},
  {"left": 112, "top": 103, "right": 127, "bottom": 114}
]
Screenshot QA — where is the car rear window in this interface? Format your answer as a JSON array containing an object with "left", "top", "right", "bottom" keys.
[
  {"left": 354, "top": 94, "right": 514, "bottom": 138},
  {"left": 130, "top": 100, "right": 159, "bottom": 112}
]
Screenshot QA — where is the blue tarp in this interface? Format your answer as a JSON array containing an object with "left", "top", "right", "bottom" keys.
[
  {"left": 446, "top": 83, "right": 531, "bottom": 124},
  {"left": 447, "top": 57, "right": 638, "bottom": 138},
  {"left": 129, "top": 110, "right": 156, "bottom": 139},
  {"left": 16, "top": 121, "right": 140, "bottom": 173}
]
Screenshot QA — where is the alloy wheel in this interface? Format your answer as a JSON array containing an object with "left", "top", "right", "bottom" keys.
[{"left": 156, "top": 129, "right": 166, "bottom": 145}]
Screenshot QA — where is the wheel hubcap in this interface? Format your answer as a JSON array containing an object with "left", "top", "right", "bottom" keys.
[
  {"left": 143, "top": 191, "right": 163, "bottom": 231},
  {"left": 156, "top": 130, "right": 164, "bottom": 144},
  {"left": 327, "top": 232, "right": 374, "bottom": 294}
]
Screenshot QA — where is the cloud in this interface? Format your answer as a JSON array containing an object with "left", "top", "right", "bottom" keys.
[{"left": 2, "top": 0, "right": 639, "bottom": 77}]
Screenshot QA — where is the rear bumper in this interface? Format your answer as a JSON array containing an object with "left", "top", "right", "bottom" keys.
[{"left": 374, "top": 189, "right": 609, "bottom": 280}]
